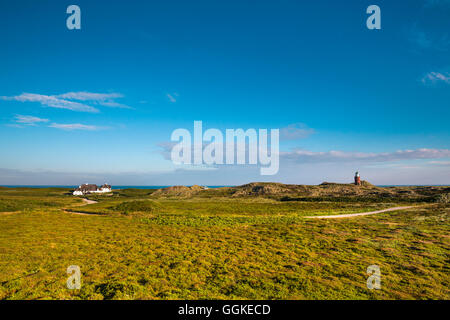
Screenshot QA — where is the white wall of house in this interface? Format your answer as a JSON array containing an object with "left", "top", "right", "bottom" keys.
[
  {"left": 91, "top": 188, "right": 111, "bottom": 193},
  {"left": 73, "top": 187, "right": 112, "bottom": 195}
]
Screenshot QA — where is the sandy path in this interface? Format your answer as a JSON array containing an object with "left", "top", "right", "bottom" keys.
[
  {"left": 63, "top": 201, "right": 421, "bottom": 219},
  {"left": 64, "top": 198, "right": 101, "bottom": 216},
  {"left": 0, "top": 212, "right": 20, "bottom": 216},
  {"left": 304, "top": 206, "right": 416, "bottom": 219},
  {"left": 82, "top": 198, "right": 98, "bottom": 205}
]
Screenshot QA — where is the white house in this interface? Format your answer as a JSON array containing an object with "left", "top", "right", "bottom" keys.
[{"left": 73, "top": 183, "right": 112, "bottom": 195}]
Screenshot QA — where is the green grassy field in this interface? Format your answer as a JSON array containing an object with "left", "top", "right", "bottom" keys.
[{"left": 0, "top": 186, "right": 448, "bottom": 299}]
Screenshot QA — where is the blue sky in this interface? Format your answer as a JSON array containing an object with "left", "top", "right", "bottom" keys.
[{"left": 0, "top": 0, "right": 449, "bottom": 185}]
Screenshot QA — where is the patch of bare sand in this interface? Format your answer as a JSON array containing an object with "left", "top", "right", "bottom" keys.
[
  {"left": 304, "top": 206, "right": 417, "bottom": 219},
  {"left": 0, "top": 212, "right": 20, "bottom": 216},
  {"left": 63, "top": 198, "right": 101, "bottom": 216}
]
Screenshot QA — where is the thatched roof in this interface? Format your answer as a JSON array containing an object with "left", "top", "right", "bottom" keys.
[{"left": 76, "top": 184, "right": 98, "bottom": 192}]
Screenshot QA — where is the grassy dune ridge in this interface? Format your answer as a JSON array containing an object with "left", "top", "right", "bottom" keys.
[{"left": 0, "top": 183, "right": 448, "bottom": 299}]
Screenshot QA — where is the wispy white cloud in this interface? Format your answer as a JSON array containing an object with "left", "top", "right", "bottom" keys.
[
  {"left": 280, "top": 123, "right": 315, "bottom": 140},
  {"left": 48, "top": 123, "right": 107, "bottom": 131},
  {"left": 1, "top": 93, "right": 99, "bottom": 113},
  {"left": 159, "top": 139, "right": 449, "bottom": 169},
  {"left": 421, "top": 71, "right": 450, "bottom": 85},
  {"left": 5, "top": 124, "right": 25, "bottom": 128},
  {"left": 96, "top": 101, "right": 131, "bottom": 108},
  {"left": 282, "top": 148, "right": 450, "bottom": 164},
  {"left": 0, "top": 91, "right": 132, "bottom": 112},
  {"left": 158, "top": 141, "right": 177, "bottom": 160},
  {"left": 55, "top": 91, "right": 132, "bottom": 109},
  {"left": 167, "top": 93, "right": 178, "bottom": 103},
  {"left": 55, "top": 92, "right": 123, "bottom": 101},
  {"left": 14, "top": 114, "right": 49, "bottom": 125},
  {"left": 428, "top": 160, "right": 450, "bottom": 166}
]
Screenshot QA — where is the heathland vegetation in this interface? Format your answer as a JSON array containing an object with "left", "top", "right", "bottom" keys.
[{"left": 0, "top": 183, "right": 448, "bottom": 299}]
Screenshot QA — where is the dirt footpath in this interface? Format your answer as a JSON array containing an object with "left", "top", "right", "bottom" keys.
[
  {"left": 64, "top": 198, "right": 100, "bottom": 216},
  {"left": 304, "top": 206, "right": 416, "bottom": 219}
]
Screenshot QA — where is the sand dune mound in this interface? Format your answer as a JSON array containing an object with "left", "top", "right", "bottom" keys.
[
  {"left": 231, "top": 182, "right": 294, "bottom": 197},
  {"left": 229, "top": 181, "right": 384, "bottom": 198},
  {"left": 313, "top": 181, "right": 384, "bottom": 196},
  {"left": 151, "top": 185, "right": 205, "bottom": 198},
  {"left": 149, "top": 181, "right": 448, "bottom": 201},
  {"left": 320, "top": 180, "right": 374, "bottom": 187}
]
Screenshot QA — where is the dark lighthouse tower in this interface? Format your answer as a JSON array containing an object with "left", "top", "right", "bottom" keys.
[{"left": 354, "top": 171, "right": 361, "bottom": 186}]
